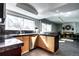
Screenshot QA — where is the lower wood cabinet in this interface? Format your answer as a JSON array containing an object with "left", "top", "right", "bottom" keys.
[
  {"left": 17, "top": 35, "right": 59, "bottom": 54},
  {"left": 17, "top": 36, "right": 23, "bottom": 41},
  {"left": 16, "top": 35, "right": 38, "bottom": 55},
  {"left": 36, "top": 35, "right": 48, "bottom": 50},
  {"left": 17, "top": 36, "right": 30, "bottom": 54},
  {"left": 36, "top": 35, "right": 59, "bottom": 53},
  {"left": 22, "top": 36, "right": 30, "bottom": 54},
  {"left": 46, "top": 36, "right": 55, "bottom": 52}
]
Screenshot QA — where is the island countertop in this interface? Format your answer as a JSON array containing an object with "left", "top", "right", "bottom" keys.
[{"left": 4, "top": 33, "right": 58, "bottom": 38}]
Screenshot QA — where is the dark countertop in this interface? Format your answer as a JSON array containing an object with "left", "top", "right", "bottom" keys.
[
  {"left": 4, "top": 33, "right": 38, "bottom": 38},
  {"left": 0, "top": 38, "right": 23, "bottom": 53},
  {"left": 0, "top": 33, "right": 58, "bottom": 53},
  {"left": 3, "top": 33, "right": 58, "bottom": 39},
  {"left": 6, "top": 33, "right": 58, "bottom": 37},
  {"left": 0, "top": 32, "right": 58, "bottom": 53},
  {"left": 39, "top": 33, "right": 58, "bottom": 37}
]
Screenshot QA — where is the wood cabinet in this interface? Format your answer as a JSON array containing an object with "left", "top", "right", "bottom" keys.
[
  {"left": 36, "top": 35, "right": 48, "bottom": 50},
  {"left": 17, "top": 36, "right": 23, "bottom": 41},
  {"left": 46, "top": 36, "right": 55, "bottom": 52},
  {"left": 16, "top": 34, "right": 59, "bottom": 54},
  {"left": 17, "top": 35, "right": 38, "bottom": 54},
  {"left": 22, "top": 36, "right": 30, "bottom": 54},
  {"left": 36, "top": 35, "right": 59, "bottom": 53},
  {"left": 17, "top": 36, "right": 30, "bottom": 54}
]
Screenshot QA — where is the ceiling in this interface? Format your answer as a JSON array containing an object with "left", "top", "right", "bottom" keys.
[{"left": 6, "top": 3, "right": 79, "bottom": 23}]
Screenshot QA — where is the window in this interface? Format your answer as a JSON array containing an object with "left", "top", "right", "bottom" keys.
[
  {"left": 5, "top": 15, "right": 35, "bottom": 30},
  {"left": 47, "top": 24, "right": 52, "bottom": 32},
  {"left": 42, "top": 23, "right": 52, "bottom": 32},
  {"left": 42, "top": 23, "right": 47, "bottom": 32},
  {"left": 23, "top": 19, "right": 35, "bottom": 30}
]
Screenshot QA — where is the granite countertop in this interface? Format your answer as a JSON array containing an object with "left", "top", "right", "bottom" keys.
[
  {"left": 0, "top": 33, "right": 58, "bottom": 53},
  {"left": 39, "top": 33, "right": 58, "bottom": 36},
  {"left": 0, "top": 38, "right": 23, "bottom": 53},
  {"left": 3, "top": 33, "right": 58, "bottom": 38},
  {"left": 6, "top": 33, "right": 58, "bottom": 37},
  {"left": 4, "top": 33, "right": 38, "bottom": 38}
]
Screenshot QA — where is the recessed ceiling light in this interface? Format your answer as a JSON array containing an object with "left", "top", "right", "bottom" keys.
[
  {"left": 66, "top": 12, "right": 71, "bottom": 15},
  {"left": 56, "top": 10, "right": 59, "bottom": 13},
  {"left": 63, "top": 12, "right": 71, "bottom": 17},
  {"left": 60, "top": 12, "right": 64, "bottom": 15}
]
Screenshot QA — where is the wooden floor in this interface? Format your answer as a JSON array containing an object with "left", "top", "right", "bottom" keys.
[{"left": 22, "top": 39, "right": 79, "bottom": 56}]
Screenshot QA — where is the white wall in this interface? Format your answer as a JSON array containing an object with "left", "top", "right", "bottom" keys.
[{"left": 75, "top": 22, "right": 79, "bottom": 33}]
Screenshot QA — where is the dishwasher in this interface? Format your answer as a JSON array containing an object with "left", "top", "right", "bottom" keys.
[{"left": 30, "top": 35, "right": 37, "bottom": 50}]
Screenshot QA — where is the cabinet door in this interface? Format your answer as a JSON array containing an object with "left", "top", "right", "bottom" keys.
[
  {"left": 37, "top": 35, "right": 48, "bottom": 49},
  {"left": 16, "top": 36, "right": 23, "bottom": 41},
  {"left": 21, "top": 36, "right": 30, "bottom": 54},
  {"left": 30, "top": 35, "right": 38, "bottom": 49},
  {"left": 47, "top": 36, "right": 55, "bottom": 52}
]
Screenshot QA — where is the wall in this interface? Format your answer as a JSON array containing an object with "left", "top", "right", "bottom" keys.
[
  {"left": 6, "top": 4, "right": 62, "bottom": 34},
  {"left": 75, "top": 22, "right": 79, "bottom": 33},
  {"left": 40, "top": 19, "right": 61, "bottom": 32},
  {"left": 35, "top": 20, "right": 41, "bottom": 33},
  {"left": 46, "top": 22, "right": 79, "bottom": 34},
  {"left": 62, "top": 22, "right": 76, "bottom": 33},
  {"left": 6, "top": 10, "right": 39, "bottom": 34},
  {"left": 56, "top": 23, "right": 62, "bottom": 32},
  {"left": 7, "top": 10, "right": 62, "bottom": 33}
]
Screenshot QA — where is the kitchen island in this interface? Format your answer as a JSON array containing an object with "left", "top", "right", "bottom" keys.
[{"left": 15, "top": 33, "right": 59, "bottom": 54}]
